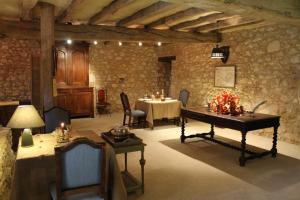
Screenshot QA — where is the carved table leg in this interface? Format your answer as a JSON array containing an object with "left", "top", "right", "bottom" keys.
[
  {"left": 180, "top": 116, "right": 186, "bottom": 143},
  {"left": 210, "top": 124, "right": 215, "bottom": 139},
  {"left": 139, "top": 150, "right": 146, "bottom": 193},
  {"left": 271, "top": 125, "right": 279, "bottom": 157},
  {"left": 239, "top": 131, "right": 247, "bottom": 166},
  {"left": 124, "top": 152, "right": 127, "bottom": 172}
]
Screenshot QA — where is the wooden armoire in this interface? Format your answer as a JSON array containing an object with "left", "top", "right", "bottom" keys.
[{"left": 55, "top": 42, "right": 94, "bottom": 118}]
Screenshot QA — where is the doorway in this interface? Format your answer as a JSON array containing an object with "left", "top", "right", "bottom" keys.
[{"left": 158, "top": 56, "right": 175, "bottom": 97}]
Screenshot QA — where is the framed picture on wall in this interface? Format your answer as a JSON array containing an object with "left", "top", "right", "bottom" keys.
[{"left": 214, "top": 65, "right": 236, "bottom": 88}]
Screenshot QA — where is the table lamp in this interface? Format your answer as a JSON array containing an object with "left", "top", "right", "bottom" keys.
[{"left": 7, "top": 105, "right": 45, "bottom": 147}]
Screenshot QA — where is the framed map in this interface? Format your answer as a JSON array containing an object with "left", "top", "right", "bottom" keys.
[{"left": 214, "top": 65, "right": 236, "bottom": 88}]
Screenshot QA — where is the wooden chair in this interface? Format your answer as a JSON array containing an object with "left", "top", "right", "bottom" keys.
[
  {"left": 96, "top": 89, "right": 111, "bottom": 115},
  {"left": 179, "top": 89, "right": 190, "bottom": 108},
  {"left": 50, "top": 138, "right": 106, "bottom": 200},
  {"left": 44, "top": 106, "right": 71, "bottom": 133},
  {"left": 120, "top": 92, "right": 146, "bottom": 127},
  {"left": 178, "top": 89, "right": 190, "bottom": 124}
]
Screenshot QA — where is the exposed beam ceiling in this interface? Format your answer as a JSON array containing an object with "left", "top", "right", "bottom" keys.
[
  {"left": 56, "top": 0, "right": 83, "bottom": 22},
  {"left": 195, "top": 16, "right": 264, "bottom": 33},
  {"left": 171, "top": 13, "right": 233, "bottom": 31},
  {"left": 146, "top": 7, "right": 219, "bottom": 29},
  {"left": 20, "top": 0, "right": 38, "bottom": 20},
  {"left": 0, "top": 20, "right": 217, "bottom": 43},
  {"left": 117, "top": 1, "right": 180, "bottom": 27},
  {"left": 89, "top": 0, "right": 136, "bottom": 25}
]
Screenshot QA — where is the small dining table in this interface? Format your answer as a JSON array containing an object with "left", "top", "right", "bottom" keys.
[{"left": 135, "top": 98, "right": 181, "bottom": 128}]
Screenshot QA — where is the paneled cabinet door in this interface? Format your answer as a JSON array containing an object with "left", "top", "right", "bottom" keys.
[
  {"left": 56, "top": 89, "right": 72, "bottom": 113},
  {"left": 71, "top": 88, "right": 93, "bottom": 117},
  {"left": 69, "top": 47, "right": 89, "bottom": 87},
  {"left": 56, "top": 47, "right": 68, "bottom": 87}
]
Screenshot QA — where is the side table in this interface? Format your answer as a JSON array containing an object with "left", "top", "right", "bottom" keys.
[{"left": 102, "top": 132, "right": 146, "bottom": 193}]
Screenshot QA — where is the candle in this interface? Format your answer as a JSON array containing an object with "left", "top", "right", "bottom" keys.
[{"left": 60, "top": 122, "right": 65, "bottom": 129}]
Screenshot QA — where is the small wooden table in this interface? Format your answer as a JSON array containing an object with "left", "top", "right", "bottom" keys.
[
  {"left": 181, "top": 107, "right": 280, "bottom": 166},
  {"left": 102, "top": 132, "right": 146, "bottom": 193},
  {"left": 135, "top": 99, "right": 181, "bottom": 128}
]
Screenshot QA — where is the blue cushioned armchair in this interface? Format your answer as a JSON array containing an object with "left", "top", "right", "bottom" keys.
[{"left": 50, "top": 138, "right": 106, "bottom": 200}]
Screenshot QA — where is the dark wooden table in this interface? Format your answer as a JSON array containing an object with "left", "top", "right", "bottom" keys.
[
  {"left": 181, "top": 107, "right": 280, "bottom": 166},
  {"left": 102, "top": 132, "right": 146, "bottom": 193}
]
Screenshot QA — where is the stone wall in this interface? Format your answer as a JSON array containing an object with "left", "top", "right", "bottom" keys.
[
  {"left": 158, "top": 24, "right": 300, "bottom": 144},
  {"left": 89, "top": 43, "right": 160, "bottom": 112},
  {"left": 0, "top": 128, "right": 15, "bottom": 200},
  {"left": 0, "top": 38, "right": 40, "bottom": 101}
]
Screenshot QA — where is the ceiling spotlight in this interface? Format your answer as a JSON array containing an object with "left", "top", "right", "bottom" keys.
[
  {"left": 157, "top": 42, "right": 162, "bottom": 46},
  {"left": 118, "top": 41, "right": 122, "bottom": 46},
  {"left": 93, "top": 40, "right": 98, "bottom": 45},
  {"left": 138, "top": 41, "right": 142, "bottom": 47},
  {"left": 66, "top": 39, "right": 72, "bottom": 45}
]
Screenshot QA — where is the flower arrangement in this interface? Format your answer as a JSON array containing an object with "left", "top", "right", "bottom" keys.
[{"left": 209, "top": 90, "right": 242, "bottom": 115}]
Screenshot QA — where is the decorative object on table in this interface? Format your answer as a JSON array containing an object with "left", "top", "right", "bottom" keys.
[
  {"left": 209, "top": 90, "right": 243, "bottom": 115},
  {"left": 247, "top": 100, "right": 267, "bottom": 116},
  {"left": 102, "top": 126, "right": 143, "bottom": 147},
  {"left": 7, "top": 105, "right": 45, "bottom": 147},
  {"left": 155, "top": 91, "right": 160, "bottom": 99},
  {"left": 214, "top": 65, "right": 236, "bottom": 88},
  {"left": 120, "top": 92, "right": 147, "bottom": 127},
  {"left": 160, "top": 89, "right": 165, "bottom": 101},
  {"left": 44, "top": 106, "right": 70, "bottom": 133},
  {"left": 55, "top": 122, "right": 70, "bottom": 143}
]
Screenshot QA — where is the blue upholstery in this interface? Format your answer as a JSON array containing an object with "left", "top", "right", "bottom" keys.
[
  {"left": 179, "top": 89, "right": 190, "bottom": 107},
  {"left": 49, "top": 182, "right": 103, "bottom": 200},
  {"left": 61, "top": 144, "right": 102, "bottom": 189},
  {"left": 126, "top": 109, "right": 145, "bottom": 117},
  {"left": 44, "top": 107, "right": 70, "bottom": 133}
]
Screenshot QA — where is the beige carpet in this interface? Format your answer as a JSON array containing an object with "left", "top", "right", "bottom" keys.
[{"left": 72, "top": 113, "right": 300, "bottom": 200}]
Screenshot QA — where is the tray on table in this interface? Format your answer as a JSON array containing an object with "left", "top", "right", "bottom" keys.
[{"left": 101, "top": 132, "right": 143, "bottom": 147}]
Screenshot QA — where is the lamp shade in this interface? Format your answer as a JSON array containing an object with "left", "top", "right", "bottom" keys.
[
  {"left": 7, "top": 105, "right": 45, "bottom": 129},
  {"left": 211, "top": 45, "right": 224, "bottom": 58}
]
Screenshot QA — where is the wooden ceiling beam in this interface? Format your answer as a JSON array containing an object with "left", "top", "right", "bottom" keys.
[
  {"left": 0, "top": 20, "right": 217, "bottom": 43},
  {"left": 195, "top": 17, "right": 264, "bottom": 32},
  {"left": 56, "top": 0, "right": 85, "bottom": 22},
  {"left": 117, "top": 1, "right": 178, "bottom": 27},
  {"left": 146, "top": 7, "right": 219, "bottom": 28},
  {"left": 89, "top": 0, "right": 136, "bottom": 25},
  {"left": 171, "top": 13, "right": 234, "bottom": 30},
  {"left": 166, "top": 0, "right": 300, "bottom": 26},
  {"left": 20, "top": 0, "right": 38, "bottom": 20}
]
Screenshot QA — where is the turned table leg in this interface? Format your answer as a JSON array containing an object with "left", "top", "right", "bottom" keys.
[
  {"left": 180, "top": 115, "right": 186, "bottom": 143},
  {"left": 210, "top": 124, "right": 215, "bottom": 139},
  {"left": 239, "top": 131, "right": 247, "bottom": 166},
  {"left": 139, "top": 150, "right": 146, "bottom": 193},
  {"left": 271, "top": 125, "right": 279, "bottom": 157}
]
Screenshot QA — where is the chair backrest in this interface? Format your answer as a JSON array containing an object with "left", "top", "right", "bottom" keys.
[
  {"left": 120, "top": 92, "right": 131, "bottom": 112},
  {"left": 54, "top": 138, "right": 106, "bottom": 199},
  {"left": 179, "top": 89, "right": 190, "bottom": 107},
  {"left": 44, "top": 106, "right": 70, "bottom": 133},
  {"left": 97, "top": 89, "right": 107, "bottom": 103}
]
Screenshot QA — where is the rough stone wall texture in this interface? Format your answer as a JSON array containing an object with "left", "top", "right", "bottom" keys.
[
  {"left": 0, "top": 38, "right": 40, "bottom": 101},
  {"left": 89, "top": 43, "right": 160, "bottom": 112},
  {"left": 158, "top": 24, "right": 300, "bottom": 144},
  {"left": 0, "top": 128, "right": 15, "bottom": 200}
]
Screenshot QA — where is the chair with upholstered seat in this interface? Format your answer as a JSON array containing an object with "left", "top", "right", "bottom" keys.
[
  {"left": 49, "top": 138, "right": 106, "bottom": 200},
  {"left": 96, "top": 89, "right": 111, "bottom": 115},
  {"left": 178, "top": 89, "right": 190, "bottom": 124},
  {"left": 120, "top": 92, "right": 146, "bottom": 127},
  {"left": 44, "top": 106, "right": 70, "bottom": 133},
  {"left": 179, "top": 89, "right": 190, "bottom": 108}
]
